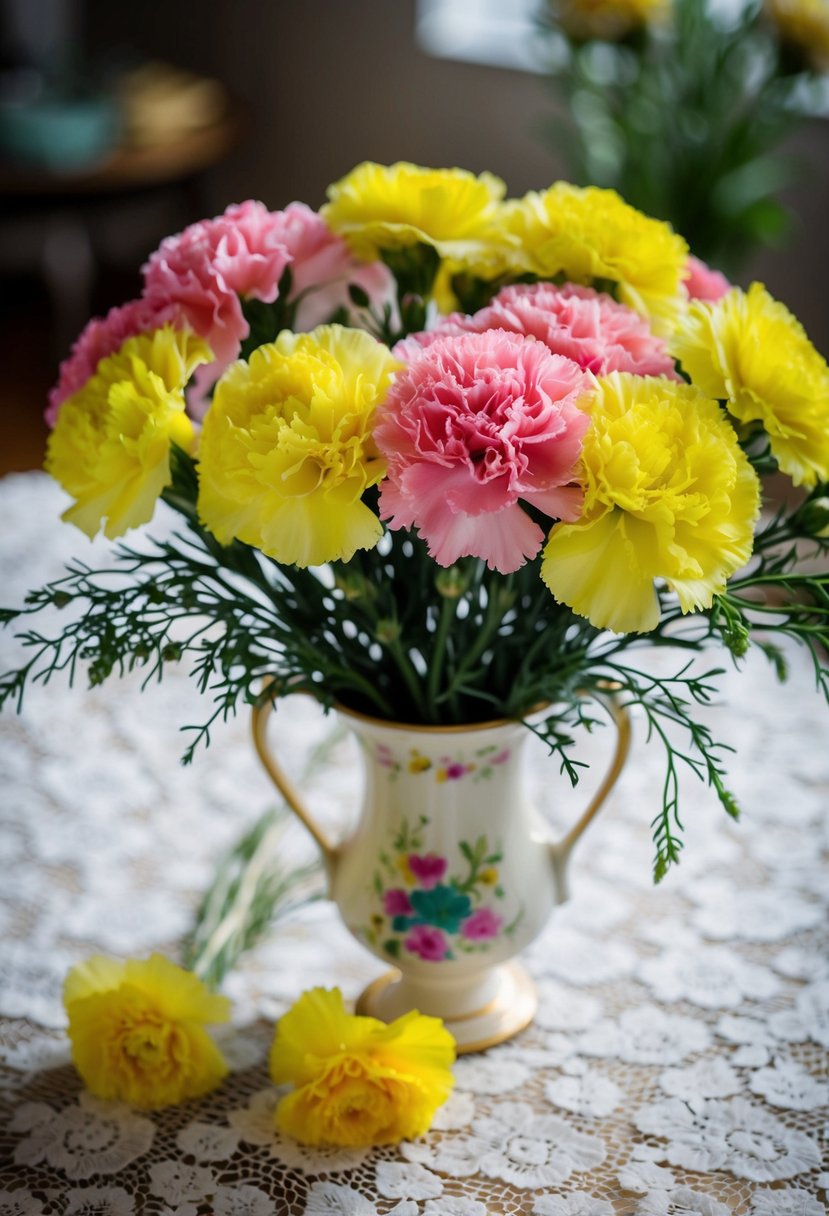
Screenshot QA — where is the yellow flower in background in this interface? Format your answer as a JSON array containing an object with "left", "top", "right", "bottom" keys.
[
  {"left": 197, "top": 325, "right": 400, "bottom": 566},
  {"left": 64, "top": 953, "right": 230, "bottom": 1109},
  {"left": 503, "top": 184, "right": 688, "bottom": 329},
  {"left": 542, "top": 373, "right": 760, "bottom": 633},
  {"left": 766, "top": 0, "right": 829, "bottom": 71},
  {"left": 322, "top": 161, "right": 510, "bottom": 265},
  {"left": 672, "top": 283, "right": 829, "bottom": 489},
  {"left": 553, "top": 0, "right": 670, "bottom": 41},
  {"left": 45, "top": 326, "right": 211, "bottom": 539},
  {"left": 269, "top": 987, "right": 455, "bottom": 1146}
]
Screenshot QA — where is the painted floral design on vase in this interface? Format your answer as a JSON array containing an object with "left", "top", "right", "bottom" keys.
[{"left": 359, "top": 814, "right": 523, "bottom": 964}]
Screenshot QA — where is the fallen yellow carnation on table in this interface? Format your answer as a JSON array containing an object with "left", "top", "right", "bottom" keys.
[
  {"left": 63, "top": 953, "right": 230, "bottom": 1110},
  {"left": 269, "top": 987, "right": 456, "bottom": 1146}
]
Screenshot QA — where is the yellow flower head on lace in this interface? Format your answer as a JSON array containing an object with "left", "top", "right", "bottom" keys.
[
  {"left": 541, "top": 373, "right": 760, "bottom": 633},
  {"left": 671, "top": 282, "right": 829, "bottom": 488},
  {"left": 269, "top": 987, "right": 455, "bottom": 1146},
  {"left": 553, "top": 0, "right": 669, "bottom": 41},
  {"left": 45, "top": 326, "right": 211, "bottom": 540},
  {"left": 321, "top": 161, "right": 509, "bottom": 265},
  {"left": 503, "top": 184, "right": 688, "bottom": 329},
  {"left": 63, "top": 953, "right": 230, "bottom": 1110},
  {"left": 197, "top": 325, "right": 400, "bottom": 566}
]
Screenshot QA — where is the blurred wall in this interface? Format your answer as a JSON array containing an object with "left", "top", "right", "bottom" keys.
[{"left": 80, "top": 0, "right": 829, "bottom": 357}]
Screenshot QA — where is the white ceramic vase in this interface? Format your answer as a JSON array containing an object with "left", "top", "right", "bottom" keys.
[{"left": 253, "top": 696, "right": 629, "bottom": 1051}]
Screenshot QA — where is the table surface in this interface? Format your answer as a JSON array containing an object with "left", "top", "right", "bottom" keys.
[{"left": 1, "top": 472, "right": 827, "bottom": 1216}]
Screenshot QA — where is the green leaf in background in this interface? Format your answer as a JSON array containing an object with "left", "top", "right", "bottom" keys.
[{"left": 183, "top": 724, "right": 346, "bottom": 988}]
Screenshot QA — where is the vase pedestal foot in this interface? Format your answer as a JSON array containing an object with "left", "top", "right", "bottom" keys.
[{"left": 355, "top": 961, "right": 537, "bottom": 1053}]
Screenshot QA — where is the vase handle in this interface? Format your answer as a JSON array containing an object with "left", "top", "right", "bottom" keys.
[
  {"left": 251, "top": 692, "right": 338, "bottom": 879},
  {"left": 548, "top": 688, "right": 631, "bottom": 901}
]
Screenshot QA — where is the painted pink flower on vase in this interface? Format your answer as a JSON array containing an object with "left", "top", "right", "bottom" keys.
[
  {"left": 684, "top": 256, "right": 730, "bottom": 302},
  {"left": 444, "top": 763, "right": 469, "bottom": 780},
  {"left": 46, "top": 297, "right": 183, "bottom": 426},
  {"left": 461, "top": 908, "right": 503, "bottom": 941},
  {"left": 375, "top": 330, "right": 591, "bottom": 573},
  {"left": 404, "top": 924, "right": 449, "bottom": 962},
  {"left": 383, "top": 888, "right": 414, "bottom": 917},
  {"left": 395, "top": 282, "right": 678, "bottom": 379},
  {"left": 142, "top": 199, "right": 291, "bottom": 367},
  {"left": 408, "top": 854, "right": 448, "bottom": 889}
]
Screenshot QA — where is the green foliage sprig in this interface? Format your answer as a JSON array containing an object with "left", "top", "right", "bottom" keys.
[{"left": 3, "top": 442, "right": 827, "bottom": 880}]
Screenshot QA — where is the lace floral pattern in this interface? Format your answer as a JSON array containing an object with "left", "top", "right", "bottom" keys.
[
  {"left": 634, "top": 1097, "right": 823, "bottom": 1181},
  {"left": 1, "top": 471, "right": 827, "bottom": 1214}
]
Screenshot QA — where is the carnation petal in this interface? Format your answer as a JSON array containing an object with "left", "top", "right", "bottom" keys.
[
  {"left": 395, "top": 476, "right": 543, "bottom": 572},
  {"left": 543, "top": 510, "right": 660, "bottom": 633},
  {"left": 63, "top": 954, "right": 126, "bottom": 1006},
  {"left": 524, "top": 484, "right": 584, "bottom": 522},
  {"left": 270, "top": 988, "right": 375, "bottom": 1087},
  {"left": 124, "top": 954, "right": 231, "bottom": 1024},
  {"left": 258, "top": 495, "right": 384, "bottom": 567}
]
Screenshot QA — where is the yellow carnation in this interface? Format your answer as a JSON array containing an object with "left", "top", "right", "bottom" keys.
[
  {"left": 503, "top": 184, "right": 688, "bottom": 328},
  {"left": 766, "top": 0, "right": 829, "bottom": 70},
  {"left": 197, "top": 325, "right": 400, "bottom": 566},
  {"left": 269, "top": 987, "right": 455, "bottom": 1146},
  {"left": 542, "top": 373, "right": 760, "bottom": 633},
  {"left": 671, "top": 282, "right": 829, "bottom": 488},
  {"left": 45, "top": 326, "right": 211, "bottom": 539},
  {"left": 554, "top": 0, "right": 670, "bottom": 40},
  {"left": 322, "top": 160, "right": 509, "bottom": 265},
  {"left": 63, "top": 953, "right": 230, "bottom": 1109}
]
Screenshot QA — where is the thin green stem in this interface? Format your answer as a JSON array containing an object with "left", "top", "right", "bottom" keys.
[{"left": 427, "top": 596, "right": 456, "bottom": 717}]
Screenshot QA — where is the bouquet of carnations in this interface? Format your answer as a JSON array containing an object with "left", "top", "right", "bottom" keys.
[
  {"left": 2, "top": 160, "right": 828, "bottom": 891},
  {"left": 540, "top": 0, "right": 829, "bottom": 271}
]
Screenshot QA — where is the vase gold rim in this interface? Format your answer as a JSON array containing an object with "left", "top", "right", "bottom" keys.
[{"left": 332, "top": 699, "right": 552, "bottom": 734}]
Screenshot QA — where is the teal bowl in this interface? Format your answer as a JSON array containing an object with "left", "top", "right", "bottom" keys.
[{"left": 0, "top": 96, "right": 119, "bottom": 170}]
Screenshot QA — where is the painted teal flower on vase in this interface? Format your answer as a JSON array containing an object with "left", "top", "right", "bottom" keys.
[
  {"left": 409, "top": 885, "right": 472, "bottom": 933},
  {"left": 360, "top": 817, "right": 516, "bottom": 962}
]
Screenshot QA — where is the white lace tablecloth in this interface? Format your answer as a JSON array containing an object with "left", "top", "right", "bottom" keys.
[{"left": 1, "top": 471, "right": 828, "bottom": 1216}]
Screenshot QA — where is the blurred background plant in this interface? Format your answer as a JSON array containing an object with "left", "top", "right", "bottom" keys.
[{"left": 539, "top": 0, "right": 829, "bottom": 274}]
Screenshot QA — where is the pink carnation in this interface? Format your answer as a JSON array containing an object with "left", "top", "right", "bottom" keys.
[
  {"left": 46, "top": 297, "right": 181, "bottom": 426},
  {"left": 275, "top": 202, "right": 393, "bottom": 331},
  {"left": 396, "top": 282, "right": 677, "bottom": 379},
  {"left": 142, "top": 199, "right": 291, "bottom": 366},
  {"left": 142, "top": 200, "right": 391, "bottom": 411},
  {"left": 407, "top": 853, "right": 448, "bottom": 889},
  {"left": 404, "top": 924, "right": 449, "bottom": 962},
  {"left": 461, "top": 907, "right": 503, "bottom": 941},
  {"left": 684, "top": 256, "right": 730, "bottom": 302},
  {"left": 375, "top": 330, "right": 591, "bottom": 574}
]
